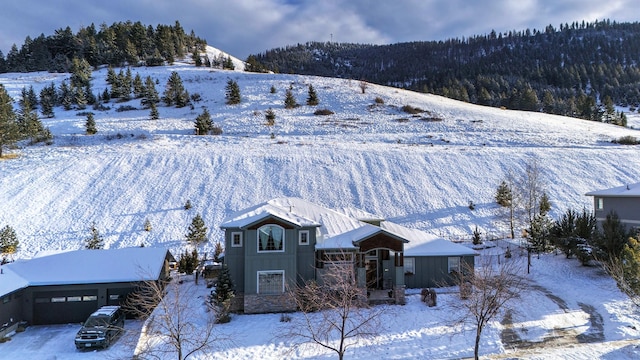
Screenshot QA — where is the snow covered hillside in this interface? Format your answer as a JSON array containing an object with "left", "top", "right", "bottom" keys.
[{"left": 0, "top": 63, "right": 639, "bottom": 259}]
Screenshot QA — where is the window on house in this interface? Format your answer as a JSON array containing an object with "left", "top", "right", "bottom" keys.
[
  {"left": 82, "top": 295, "right": 97, "bottom": 301},
  {"left": 448, "top": 257, "right": 461, "bottom": 274},
  {"left": 404, "top": 258, "right": 415, "bottom": 275},
  {"left": 231, "top": 232, "right": 243, "bottom": 247},
  {"left": 596, "top": 197, "right": 604, "bottom": 210},
  {"left": 51, "top": 297, "right": 66, "bottom": 303},
  {"left": 109, "top": 294, "right": 121, "bottom": 301},
  {"left": 258, "top": 225, "right": 284, "bottom": 252},
  {"left": 67, "top": 296, "right": 82, "bottom": 302},
  {"left": 299, "top": 230, "right": 309, "bottom": 245},
  {"left": 257, "top": 270, "right": 285, "bottom": 294},
  {"left": 2, "top": 295, "right": 10, "bottom": 304}
]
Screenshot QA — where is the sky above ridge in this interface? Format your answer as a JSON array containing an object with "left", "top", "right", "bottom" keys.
[{"left": 1, "top": 0, "right": 637, "bottom": 59}]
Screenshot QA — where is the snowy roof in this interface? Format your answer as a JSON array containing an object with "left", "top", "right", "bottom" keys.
[
  {"left": 0, "top": 266, "right": 29, "bottom": 298},
  {"left": 0, "top": 247, "right": 170, "bottom": 296},
  {"left": 585, "top": 182, "right": 640, "bottom": 197},
  {"left": 221, "top": 197, "right": 477, "bottom": 255}
]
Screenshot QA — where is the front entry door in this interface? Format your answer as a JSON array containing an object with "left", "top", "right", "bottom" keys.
[{"left": 365, "top": 259, "right": 379, "bottom": 289}]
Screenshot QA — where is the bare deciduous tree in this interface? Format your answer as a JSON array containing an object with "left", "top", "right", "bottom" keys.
[
  {"left": 283, "top": 254, "right": 385, "bottom": 360},
  {"left": 125, "top": 276, "right": 224, "bottom": 360},
  {"left": 358, "top": 80, "right": 368, "bottom": 94},
  {"left": 450, "top": 256, "right": 526, "bottom": 360}
]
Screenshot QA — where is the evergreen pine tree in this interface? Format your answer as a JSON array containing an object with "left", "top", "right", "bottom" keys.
[
  {"left": 39, "top": 83, "right": 56, "bottom": 118},
  {"left": 186, "top": 213, "right": 208, "bottom": 245},
  {"left": 0, "top": 85, "right": 20, "bottom": 157},
  {"left": 265, "top": 108, "right": 276, "bottom": 125},
  {"left": 70, "top": 58, "right": 92, "bottom": 90},
  {"left": 85, "top": 222, "right": 104, "bottom": 249},
  {"left": 620, "top": 237, "right": 640, "bottom": 299},
  {"left": 214, "top": 241, "right": 224, "bottom": 262},
  {"left": 594, "top": 211, "right": 629, "bottom": 260},
  {"left": 184, "top": 199, "right": 193, "bottom": 210},
  {"left": 178, "top": 248, "right": 199, "bottom": 274},
  {"left": 223, "top": 56, "right": 235, "bottom": 70},
  {"left": 0, "top": 225, "right": 19, "bottom": 261},
  {"left": 194, "top": 108, "right": 213, "bottom": 135},
  {"left": 60, "top": 81, "right": 73, "bottom": 110},
  {"left": 495, "top": 180, "right": 512, "bottom": 207},
  {"left": 212, "top": 265, "right": 234, "bottom": 323},
  {"left": 225, "top": 79, "right": 241, "bottom": 105},
  {"left": 141, "top": 76, "right": 159, "bottom": 108},
  {"left": 133, "top": 73, "right": 144, "bottom": 98},
  {"left": 163, "top": 71, "right": 188, "bottom": 107},
  {"left": 284, "top": 88, "right": 298, "bottom": 109},
  {"left": 212, "top": 265, "right": 233, "bottom": 322},
  {"left": 144, "top": 218, "right": 152, "bottom": 231},
  {"left": 75, "top": 87, "right": 87, "bottom": 110},
  {"left": 539, "top": 192, "right": 551, "bottom": 216},
  {"left": 149, "top": 102, "right": 159, "bottom": 120},
  {"left": 306, "top": 84, "right": 319, "bottom": 105},
  {"left": 17, "top": 98, "right": 46, "bottom": 143},
  {"left": 270, "top": 85, "right": 277, "bottom": 94},
  {"left": 85, "top": 113, "right": 97, "bottom": 134}
]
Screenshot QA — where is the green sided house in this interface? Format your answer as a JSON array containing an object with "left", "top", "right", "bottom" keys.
[
  {"left": 0, "top": 247, "right": 173, "bottom": 333},
  {"left": 220, "top": 197, "right": 477, "bottom": 314},
  {"left": 586, "top": 182, "right": 640, "bottom": 232}
]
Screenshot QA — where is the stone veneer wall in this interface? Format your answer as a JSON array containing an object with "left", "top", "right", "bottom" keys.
[
  {"left": 230, "top": 293, "right": 244, "bottom": 313},
  {"left": 394, "top": 285, "right": 406, "bottom": 305},
  {"left": 243, "top": 292, "right": 296, "bottom": 314}
]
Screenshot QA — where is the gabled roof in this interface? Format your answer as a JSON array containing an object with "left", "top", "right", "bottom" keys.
[
  {"left": 0, "top": 266, "right": 29, "bottom": 298},
  {"left": 586, "top": 182, "right": 640, "bottom": 197},
  {"left": 220, "top": 199, "right": 322, "bottom": 229},
  {"left": 221, "top": 197, "right": 478, "bottom": 256},
  {"left": 0, "top": 247, "right": 171, "bottom": 297}
]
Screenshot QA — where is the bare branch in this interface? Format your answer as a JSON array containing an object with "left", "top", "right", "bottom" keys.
[
  {"left": 448, "top": 256, "right": 527, "bottom": 360},
  {"left": 282, "top": 251, "right": 386, "bottom": 360},
  {"left": 124, "top": 274, "right": 227, "bottom": 360}
]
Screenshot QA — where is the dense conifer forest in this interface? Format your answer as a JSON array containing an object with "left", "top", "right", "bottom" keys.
[
  {"left": 0, "top": 20, "right": 206, "bottom": 72},
  {"left": 3, "top": 19, "right": 640, "bottom": 123},
  {"left": 251, "top": 20, "right": 640, "bottom": 123}
]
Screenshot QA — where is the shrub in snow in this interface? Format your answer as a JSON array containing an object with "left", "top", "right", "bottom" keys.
[{"left": 313, "top": 109, "right": 334, "bottom": 116}]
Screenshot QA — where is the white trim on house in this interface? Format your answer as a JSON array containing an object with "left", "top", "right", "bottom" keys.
[
  {"left": 257, "top": 270, "right": 285, "bottom": 294},
  {"left": 298, "top": 230, "right": 310, "bottom": 245},
  {"left": 447, "top": 257, "right": 461, "bottom": 273},
  {"left": 257, "top": 224, "right": 285, "bottom": 253},
  {"left": 231, "top": 231, "right": 243, "bottom": 247},
  {"left": 404, "top": 257, "right": 415, "bottom": 275}
]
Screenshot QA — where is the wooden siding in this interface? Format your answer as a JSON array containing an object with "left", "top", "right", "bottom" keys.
[
  {"left": 357, "top": 233, "right": 404, "bottom": 253},
  {"left": 224, "top": 228, "right": 246, "bottom": 292},
  {"left": 594, "top": 196, "right": 640, "bottom": 230},
  {"left": 296, "top": 229, "right": 316, "bottom": 286},
  {"left": 20, "top": 282, "right": 147, "bottom": 325},
  {"left": 0, "top": 289, "right": 23, "bottom": 328},
  {"left": 404, "top": 255, "right": 475, "bottom": 288},
  {"left": 243, "top": 228, "right": 298, "bottom": 294}
]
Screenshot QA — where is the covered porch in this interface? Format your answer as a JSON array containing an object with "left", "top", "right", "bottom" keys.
[{"left": 354, "top": 231, "right": 407, "bottom": 305}]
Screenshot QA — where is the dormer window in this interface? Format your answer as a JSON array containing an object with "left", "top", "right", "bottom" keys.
[{"left": 258, "top": 225, "right": 284, "bottom": 252}]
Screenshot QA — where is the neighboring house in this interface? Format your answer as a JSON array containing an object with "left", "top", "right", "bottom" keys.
[
  {"left": 586, "top": 182, "right": 640, "bottom": 232},
  {"left": 0, "top": 247, "right": 173, "bottom": 330},
  {"left": 220, "top": 197, "right": 477, "bottom": 314}
]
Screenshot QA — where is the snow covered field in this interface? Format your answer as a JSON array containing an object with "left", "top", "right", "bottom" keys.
[{"left": 1, "top": 52, "right": 640, "bottom": 358}]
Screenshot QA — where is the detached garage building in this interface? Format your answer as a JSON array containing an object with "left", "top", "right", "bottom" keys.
[{"left": 0, "top": 247, "right": 173, "bottom": 327}]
